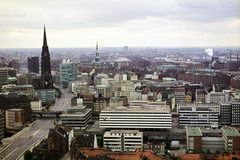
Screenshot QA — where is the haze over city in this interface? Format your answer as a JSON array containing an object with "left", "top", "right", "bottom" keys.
[{"left": 0, "top": 0, "right": 240, "bottom": 48}]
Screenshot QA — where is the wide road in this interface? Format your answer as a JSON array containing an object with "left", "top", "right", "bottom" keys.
[{"left": 0, "top": 88, "right": 72, "bottom": 160}]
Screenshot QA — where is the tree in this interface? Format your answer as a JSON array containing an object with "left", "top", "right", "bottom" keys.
[
  {"left": 215, "top": 149, "right": 220, "bottom": 155},
  {"left": 165, "top": 140, "right": 170, "bottom": 150},
  {"left": 192, "top": 149, "right": 195, "bottom": 154},
  {"left": 185, "top": 149, "right": 189, "bottom": 154},
  {"left": 31, "top": 155, "right": 39, "bottom": 160},
  {"left": 201, "top": 149, "right": 205, "bottom": 154},
  {"left": 206, "top": 148, "right": 211, "bottom": 154},
  {"left": 197, "top": 150, "right": 201, "bottom": 154},
  {"left": 24, "top": 150, "right": 33, "bottom": 160},
  {"left": 56, "top": 118, "right": 59, "bottom": 123},
  {"left": 97, "top": 137, "right": 103, "bottom": 147}
]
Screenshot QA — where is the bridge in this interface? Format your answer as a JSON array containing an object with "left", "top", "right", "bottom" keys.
[{"left": 32, "top": 111, "right": 63, "bottom": 117}]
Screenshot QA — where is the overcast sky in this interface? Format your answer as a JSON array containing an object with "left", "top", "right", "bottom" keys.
[{"left": 0, "top": 0, "right": 239, "bottom": 48}]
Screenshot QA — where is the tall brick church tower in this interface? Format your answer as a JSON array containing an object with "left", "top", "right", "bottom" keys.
[{"left": 40, "top": 25, "right": 53, "bottom": 89}]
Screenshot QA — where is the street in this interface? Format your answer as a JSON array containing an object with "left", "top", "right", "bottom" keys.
[{"left": 0, "top": 88, "right": 72, "bottom": 160}]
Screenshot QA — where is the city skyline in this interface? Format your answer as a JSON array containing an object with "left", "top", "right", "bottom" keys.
[{"left": 0, "top": 0, "right": 240, "bottom": 48}]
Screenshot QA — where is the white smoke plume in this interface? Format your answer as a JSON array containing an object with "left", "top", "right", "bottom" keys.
[{"left": 205, "top": 48, "right": 214, "bottom": 57}]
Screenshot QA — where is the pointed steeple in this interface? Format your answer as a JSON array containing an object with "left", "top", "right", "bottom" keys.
[
  {"left": 43, "top": 24, "right": 48, "bottom": 47},
  {"left": 96, "top": 41, "right": 98, "bottom": 51}
]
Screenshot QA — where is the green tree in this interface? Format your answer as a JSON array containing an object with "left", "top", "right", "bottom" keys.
[
  {"left": 97, "top": 137, "right": 103, "bottom": 147},
  {"left": 24, "top": 150, "right": 33, "bottom": 160},
  {"left": 192, "top": 149, "right": 195, "bottom": 154},
  {"left": 56, "top": 118, "right": 59, "bottom": 123},
  {"left": 201, "top": 150, "right": 205, "bottom": 154},
  {"left": 165, "top": 140, "right": 170, "bottom": 150},
  {"left": 206, "top": 148, "right": 211, "bottom": 154},
  {"left": 197, "top": 150, "right": 201, "bottom": 154},
  {"left": 31, "top": 155, "right": 39, "bottom": 160},
  {"left": 215, "top": 149, "right": 220, "bottom": 155},
  {"left": 185, "top": 149, "right": 189, "bottom": 154}
]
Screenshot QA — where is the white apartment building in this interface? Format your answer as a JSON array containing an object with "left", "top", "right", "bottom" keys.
[
  {"left": 100, "top": 105, "right": 172, "bottom": 129},
  {"left": 175, "top": 88, "right": 185, "bottom": 104},
  {"left": 30, "top": 100, "right": 42, "bottom": 111},
  {"left": 104, "top": 130, "right": 143, "bottom": 152}
]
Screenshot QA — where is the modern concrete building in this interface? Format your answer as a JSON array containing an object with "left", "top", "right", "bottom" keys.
[
  {"left": 109, "top": 96, "right": 128, "bottom": 107},
  {"left": 103, "top": 130, "right": 143, "bottom": 152},
  {"left": 61, "top": 100, "right": 92, "bottom": 129},
  {"left": 231, "top": 102, "right": 240, "bottom": 126},
  {"left": 28, "top": 57, "right": 39, "bottom": 73},
  {"left": 0, "top": 67, "right": 8, "bottom": 90},
  {"left": 222, "top": 127, "right": 240, "bottom": 151},
  {"left": 175, "top": 88, "right": 185, "bottom": 104},
  {"left": 220, "top": 102, "right": 232, "bottom": 125},
  {"left": 195, "top": 89, "right": 207, "bottom": 103},
  {"left": 100, "top": 105, "right": 172, "bottom": 130},
  {"left": 59, "top": 63, "right": 77, "bottom": 87},
  {"left": 34, "top": 89, "right": 55, "bottom": 104},
  {"left": 206, "top": 92, "right": 224, "bottom": 103},
  {"left": 178, "top": 105, "right": 218, "bottom": 128}
]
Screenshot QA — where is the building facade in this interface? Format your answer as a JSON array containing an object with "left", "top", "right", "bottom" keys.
[
  {"left": 103, "top": 130, "right": 143, "bottom": 152},
  {"left": 28, "top": 57, "right": 39, "bottom": 73},
  {"left": 222, "top": 127, "right": 240, "bottom": 151},
  {"left": 100, "top": 105, "right": 172, "bottom": 130},
  {"left": 59, "top": 63, "right": 77, "bottom": 87}
]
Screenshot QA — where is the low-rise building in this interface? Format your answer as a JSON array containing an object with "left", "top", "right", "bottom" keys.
[
  {"left": 109, "top": 96, "right": 128, "bottom": 107},
  {"left": 103, "top": 130, "right": 143, "bottom": 152},
  {"left": 186, "top": 126, "right": 202, "bottom": 152},
  {"left": 34, "top": 89, "right": 55, "bottom": 104}
]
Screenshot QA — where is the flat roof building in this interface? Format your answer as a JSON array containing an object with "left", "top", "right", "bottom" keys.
[{"left": 100, "top": 105, "right": 172, "bottom": 130}]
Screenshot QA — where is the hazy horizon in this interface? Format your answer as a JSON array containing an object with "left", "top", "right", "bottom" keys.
[{"left": 0, "top": 0, "right": 239, "bottom": 48}]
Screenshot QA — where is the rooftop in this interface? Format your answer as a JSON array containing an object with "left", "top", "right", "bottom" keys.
[
  {"left": 101, "top": 105, "right": 171, "bottom": 113},
  {"left": 221, "top": 127, "right": 240, "bottom": 137},
  {"left": 186, "top": 126, "right": 202, "bottom": 136}
]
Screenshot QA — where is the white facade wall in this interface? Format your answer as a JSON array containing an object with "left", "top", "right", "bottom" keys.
[{"left": 30, "top": 100, "right": 42, "bottom": 111}]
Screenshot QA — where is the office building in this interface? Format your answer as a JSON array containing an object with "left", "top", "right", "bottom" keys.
[
  {"left": 178, "top": 105, "right": 218, "bottom": 128},
  {"left": 5, "top": 108, "right": 25, "bottom": 130},
  {"left": 34, "top": 89, "right": 55, "bottom": 104},
  {"left": 95, "top": 42, "right": 100, "bottom": 73},
  {"left": 103, "top": 130, "right": 143, "bottom": 152},
  {"left": 28, "top": 57, "right": 39, "bottom": 73},
  {"left": 220, "top": 102, "right": 232, "bottom": 125},
  {"left": 100, "top": 105, "right": 172, "bottom": 130},
  {"left": 59, "top": 63, "right": 77, "bottom": 87},
  {"left": 175, "top": 88, "right": 185, "bottom": 103},
  {"left": 124, "top": 46, "right": 128, "bottom": 52},
  {"left": 231, "top": 102, "right": 240, "bottom": 126},
  {"left": 30, "top": 99, "right": 42, "bottom": 111},
  {"left": 61, "top": 99, "right": 92, "bottom": 129},
  {"left": 0, "top": 67, "right": 8, "bottom": 90}
]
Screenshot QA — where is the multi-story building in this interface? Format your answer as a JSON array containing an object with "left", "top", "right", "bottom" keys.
[
  {"left": 61, "top": 102, "right": 92, "bottom": 129},
  {"left": 100, "top": 105, "right": 172, "bottom": 130},
  {"left": 28, "top": 57, "right": 39, "bottom": 73},
  {"left": 60, "top": 63, "right": 77, "bottom": 87},
  {"left": 231, "top": 102, "right": 240, "bottom": 126},
  {"left": 34, "top": 89, "right": 55, "bottom": 105},
  {"left": 30, "top": 99, "right": 42, "bottom": 111},
  {"left": 186, "top": 126, "right": 202, "bottom": 152},
  {"left": 2, "top": 84, "right": 35, "bottom": 97},
  {"left": 175, "top": 88, "right": 185, "bottom": 104},
  {"left": 186, "top": 127, "right": 225, "bottom": 153},
  {"left": 109, "top": 96, "right": 128, "bottom": 107},
  {"left": 220, "top": 102, "right": 232, "bottom": 125},
  {"left": 5, "top": 108, "right": 25, "bottom": 131},
  {"left": 0, "top": 112, "right": 4, "bottom": 142},
  {"left": 103, "top": 130, "right": 143, "bottom": 152},
  {"left": 177, "top": 103, "right": 220, "bottom": 115},
  {"left": 178, "top": 105, "right": 218, "bottom": 128},
  {"left": 205, "top": 92, "right": 224, "bottom": 103},
  {"left": 48, "top": 127, "right": 69, "bottom": 159},
  {"left": 0, "top": 67, "right": 8, "bottom": 90},
  {"left": 222, "top": 127, "right": 240, "bottom": 151}
]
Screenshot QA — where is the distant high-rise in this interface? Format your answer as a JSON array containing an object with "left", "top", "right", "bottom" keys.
[
  {"left": 124, "top": 46, "right": 128, "bottom": 52},
  {"left": 40, "top": 25, "right": 53, "bottom": 89},
  {"left": 28, "top": 57, "right": 39, "bottom": 73},
  {"left": 95, "top": 42, "right": 100, "bottom": 73}
]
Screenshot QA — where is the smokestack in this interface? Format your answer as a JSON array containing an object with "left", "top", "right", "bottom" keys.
[{"left": 230, "top": 50, "right": 232, "bottom": 62}]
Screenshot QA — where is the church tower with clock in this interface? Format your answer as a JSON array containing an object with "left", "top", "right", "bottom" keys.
[{"left": 40, "top": 25, "right": 53, "bottom": 89}]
